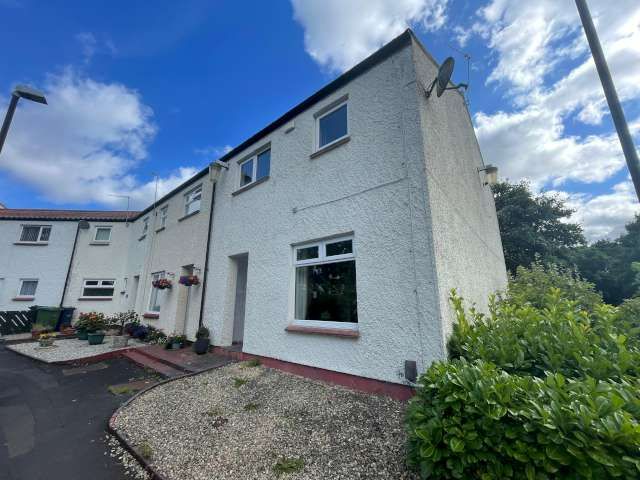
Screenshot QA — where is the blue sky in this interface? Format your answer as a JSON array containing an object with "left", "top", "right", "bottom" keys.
[{"left": 0, "top": 0, "right": 638, "bottom": 241}]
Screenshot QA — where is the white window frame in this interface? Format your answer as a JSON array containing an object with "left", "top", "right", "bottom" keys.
[
  {"left": 159, "top": 205, "right": 169, "bottom": 229},
  {"left": 292, "top": 235, "right": 357, "bottom": 329},
  {"left": 18, "top": 225, "right": 51, "bottom": 244},
  {"left": 315, "top": 100, "right": 348, "bottom": 151},
  {"left": 80, "top": 279, "right": 116, "bottom": 299},
  {"left": 93, "top": 226, "right": 112, "bottom": 243},
  {"left": 148, "top": 271, "right": 165, "bottom": 313},
  {"left": 184, "top": 185, "right": 202, "bottom": 216},
  {"left": 17, "top": 278, "right": 38, "bottom": 299},
  {"left": 238, "top": 147, "right": 270, "bottom": 188}
]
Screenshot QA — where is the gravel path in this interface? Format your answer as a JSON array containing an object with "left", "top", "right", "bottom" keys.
[
  {"left": 112, "top": 362, "right": 418, "bottom": 480},
  {"left": 7, "top": 338, "right": 143, "bottom": 363}
]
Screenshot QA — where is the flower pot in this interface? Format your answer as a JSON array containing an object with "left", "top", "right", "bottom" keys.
[
  {"left": 111, "top": 335, "right": 129, "bottom": 348},
  {"left": 76, "top": 328, "right": 88, "bottom": 340},
  {"left": 87, "top": 332, "right": 105, "bottom": 345},
  {"left": 39, "top": 337, "right": 55, "bottom": 347},
  {"left": 193, "top": 337, "right": 210, "bottom": 355},
  {"left": 171, "top": 341, "right": 182, "bottom": 350}
]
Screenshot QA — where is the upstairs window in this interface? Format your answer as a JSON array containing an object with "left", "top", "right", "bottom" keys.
[
  {"left": 94, "top": 226, "right": 112, "bottom": 243},
  {"left": 18, "top": 279, "right": 38, "bottom": 298},
  {"left": 294, "top": 236, "right": 357, "bottom": 325},
  {"left": 142, "top": 217, "right": 149, "bottom": 235},
  {"left": 239, "top": 148, "right": 270, "bottom": 187},
  {"left": 81, "top": 279, "right": 115, "bottom": 298},
  {"left": 19, "top": 225, "right": 51, "bottom": 243},
  {"left": 159, "top": 206, "right": 169, "bottom": 228},
  {"left": 317, "top": 102, "right": 347, "bottom": 149},
  {"left": 184, "top": 185, "right": 202, "bottom": 215}
]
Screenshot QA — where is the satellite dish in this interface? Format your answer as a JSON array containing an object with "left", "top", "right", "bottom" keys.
[
  {"left": 78, "top": 220, "right": 90, "bottom": 229},
  {"left": 425, "top": 56, "right": 468, "bottom": 99}
]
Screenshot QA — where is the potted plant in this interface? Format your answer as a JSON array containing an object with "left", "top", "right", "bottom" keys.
[
  {"left": 108, "top": 311, "right": 138, "bottom": 348},
  {"left": 31, "top": 323, "right": 50, "bottom": 339},
  {"left": 165, "top": 333, "right": 186, "bottom": 350},
  {"left": 74, "top": 315, "right": 90, "bottom": 340},
  {"left": 82, "top": 312, "right": 106, "bottom": 345},
  {"left": 193, "top": 326, "right": 210, "bottom": 355},
  {"left": 38, "top": 332, "right": 55, "bottom": 348},
  {"left": 179, "top": 275, "right": 200, "bottom": 286},
  {"left": 152, "top": 278, "right": 172, "bottom": 290}
]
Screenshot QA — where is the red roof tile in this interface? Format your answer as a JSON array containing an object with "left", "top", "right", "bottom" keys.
[{"left": 0, "top": 209, "right": 138, "bottom": 221}]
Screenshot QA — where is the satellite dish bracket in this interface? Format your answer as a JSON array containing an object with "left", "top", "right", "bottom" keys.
[{"left": 425, "top": 79, "right": 469, "bottom": 98}]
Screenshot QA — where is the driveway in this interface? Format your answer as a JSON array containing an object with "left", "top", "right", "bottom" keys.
[{"left": 0, "top": 342, "right": 152, "bottom": 480}]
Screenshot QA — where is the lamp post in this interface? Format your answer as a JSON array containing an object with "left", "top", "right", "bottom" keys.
[
  {"left": 0, "top": 85, "right": 47, "bottom": 156},
  {"left": 575, "top": 0, "right": 640, "bottom": 202}
]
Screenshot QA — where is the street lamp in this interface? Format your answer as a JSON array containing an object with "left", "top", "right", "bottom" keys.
[{"left": 0, "top": 84, "right": 47, "bottom": 156}]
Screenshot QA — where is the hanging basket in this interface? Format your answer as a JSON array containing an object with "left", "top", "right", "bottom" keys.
[
  {"left": 152, "top": 278, "right": 173, "bottom": 290},
  {"left": 179, "top": 275, "right": 200, "bottom": 286}
]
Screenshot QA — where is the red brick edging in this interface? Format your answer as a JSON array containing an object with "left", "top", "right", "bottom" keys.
[{"left": 211, "top": 347, "right": 415, "bottom": 401}]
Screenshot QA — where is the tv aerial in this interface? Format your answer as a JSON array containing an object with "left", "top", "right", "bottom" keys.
[{"left": 424, "top": 57, "right": 468, "bottom": 98}]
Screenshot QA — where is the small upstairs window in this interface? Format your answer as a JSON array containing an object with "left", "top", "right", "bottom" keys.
[
  {"left": 94, "top": 226, "right": 112, "bottom": 243},
  {"left": 159, "top": 205, "right": 169, "bottom": 228},
  {"left": 239, "top": 148, "right": 270, "bottom": 188},
  {"left": 317, "top": 102, "right": 347, "bottom": 149},
  {"left": 19, "top": 225, "right": 51, "bottom": 243},
  {"left": 184, "top": 185, "right": 202, "bottom": 216},
  {"left": 18, "top": 279, "right": 38, "bottom": 298}
]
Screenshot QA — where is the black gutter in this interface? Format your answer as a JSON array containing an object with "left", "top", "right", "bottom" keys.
[
  {"left": 198, "top": 180, "right": 216, "bottom": 329},
  {"left": 59, "top": 221, "right": 82, "bottom": 307}
]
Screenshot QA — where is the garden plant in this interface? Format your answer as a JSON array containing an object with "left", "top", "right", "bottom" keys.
[{"left": 406, "top": 264, "right": 640, "bottom": 479}]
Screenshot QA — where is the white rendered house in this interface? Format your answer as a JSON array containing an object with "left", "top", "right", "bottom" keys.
[{"left": 0, "top": 30, "right": 506, "bottom": 386}]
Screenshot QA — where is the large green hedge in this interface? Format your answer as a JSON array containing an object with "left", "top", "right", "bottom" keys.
[{"left": 406, "top": 265, "right": 640, "bottom": 479}]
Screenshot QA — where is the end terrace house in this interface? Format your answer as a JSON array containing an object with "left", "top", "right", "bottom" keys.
[{"left": 0, "top": 30, "right": 507, "bottom": 386}]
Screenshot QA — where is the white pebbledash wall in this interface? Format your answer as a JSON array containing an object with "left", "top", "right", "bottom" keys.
[
  {"left": 122, "top": 175, "right": 213, "bottom": 339},
  {"left": 0, "top": 220, "right": 76, "bottom": 310},
  {"left": 201, "top": 35, "right": 507, "bottom": 385},
  {"left": 62, "top": 222, "right": 131, "bottom": 316}
]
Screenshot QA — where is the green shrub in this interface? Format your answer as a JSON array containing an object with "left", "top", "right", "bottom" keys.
[
  {"left": 448, "top": 289, "right": 639, "bottom": 380},
  {"left": 506, "top": 262, "right": 603, "bottom": 311},
  {"left": 616, "top": 297, "right": 640, "bottom": 348},
  {"left": 406, "top": 359, "right": 640, "bottom": 479}
]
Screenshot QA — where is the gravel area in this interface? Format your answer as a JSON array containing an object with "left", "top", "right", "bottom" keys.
[
  {"left": 112, "top": 363, "right": 418, "bottom": 480},
  {"left": 7, "top": 337, "right": 143, "bottom": 363},
  {"left": 105, "top": 434, "right": 151, "bottom": 479}
]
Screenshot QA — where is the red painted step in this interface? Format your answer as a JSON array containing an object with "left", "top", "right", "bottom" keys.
[{"left": 122, "top": 350, "right": 183, "bottom": 378}]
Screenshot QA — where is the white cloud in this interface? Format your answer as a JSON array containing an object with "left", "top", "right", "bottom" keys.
[
  {"left": 559, "top": 180, "right": 640, "bottom": 242},
  {"left": 75, "top": 32, "right": 117, "bottom": 64},
  {"left": 0, "top": 68, "right": 198, "bottom": 210},
  {"left": 291, "top": 0, "right": 448, "bottom": 72},
  {"left": 467, "top": 0, "right": 640, "bottom": 240},
  {"left": 194, "top": 144, "right": 232, "bottom": 159}
]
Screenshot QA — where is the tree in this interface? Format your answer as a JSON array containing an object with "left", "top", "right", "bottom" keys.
[
  {"left": 569, "top": 215, "right": 640, "bottom": 304},
  {"left": 492, "top": 181, "right": 586, "bottom": 273}
]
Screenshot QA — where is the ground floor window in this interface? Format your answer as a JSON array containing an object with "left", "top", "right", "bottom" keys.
[
  {"left": 18, "top": 279, "right": 38, "bottom": 298},
  {"left": 149, "top": 272, "right": 165, "bottom": 312},
  {"left": 81, "top": 279, "right": 115, "bottom": 298},
  {"left": 294, "top": 236, "right": 357, "bottom": 324}
]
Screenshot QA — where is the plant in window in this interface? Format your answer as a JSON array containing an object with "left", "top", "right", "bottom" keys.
[{"left": 152, "top": 278, "right": 172, "bottom": 290}]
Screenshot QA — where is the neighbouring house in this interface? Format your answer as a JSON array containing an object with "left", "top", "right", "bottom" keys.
[
  {"left": 0, "top": 209, "right": 132, "bottom": 311},
  {"left": 0, "top": 30, "right": 506, "bottom": 386}
]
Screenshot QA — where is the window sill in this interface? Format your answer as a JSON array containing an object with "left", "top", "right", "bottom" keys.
[
  {"left": 310, "top": 136, "right": 350, "bottom": 159},
  {"left": 89, "top": 241, "right": 110, "bottom": 246},
  {"left": 78, "top": 297, "right": 113, "bottom": 301},
  {"left": 138, "top": 234, "right": 147, "bottom": 242},
  {"left": 178, "top": 210, "right": 200, "bottom": 222},
  {"left": 231, "top": 175, "right": 270, "bottom": 196},
  {"left": 13, "top": 241, "right": 48, "bottom": 246},
  {"left": 143, "top": 312, "right": 160, "bottom": 319},
  {"left": 285, "top": 324, "right": 359, "bottom": 338},
  {"left": 13, "top": 296, "right": 35, "bottom": 301},
  {"left": 155, "top": 226, "right": 165, "bottom": 233}
]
